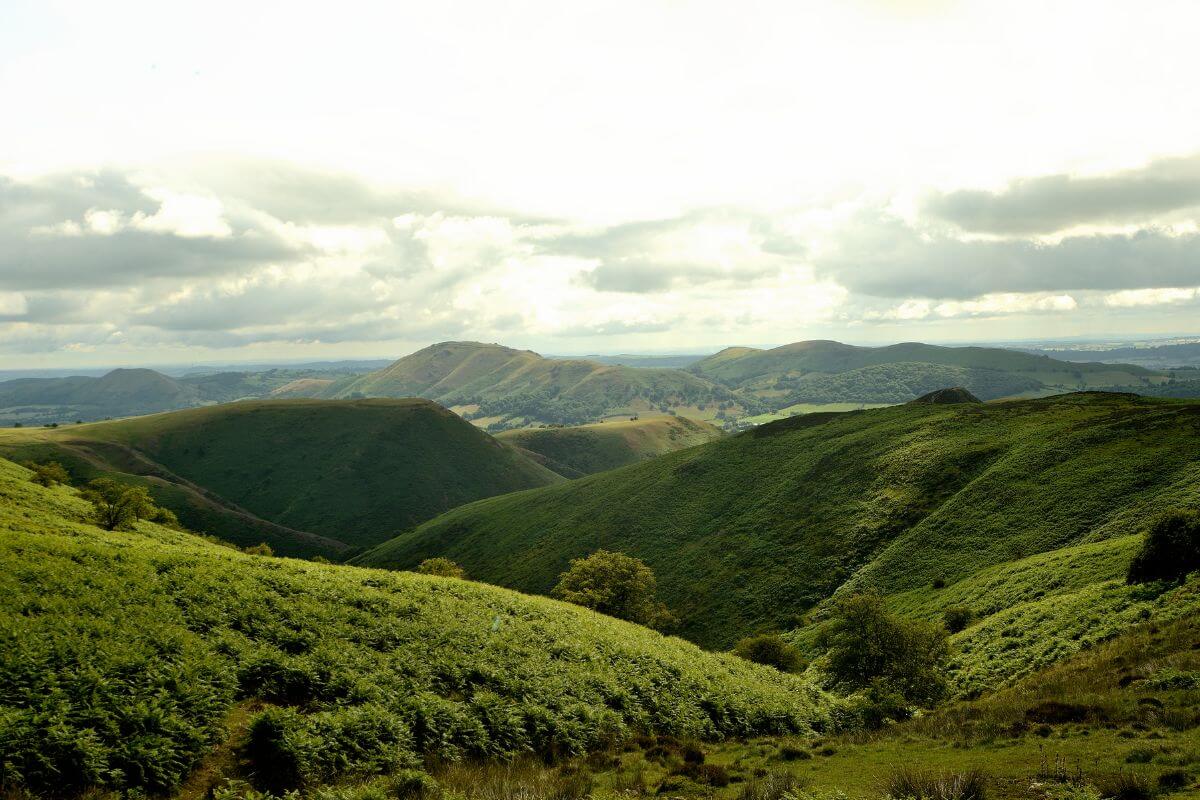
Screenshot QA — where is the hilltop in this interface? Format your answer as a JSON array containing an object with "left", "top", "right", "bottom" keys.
[
  {"left": 0, "top": 455, "right": 828, "bottom": 797},
  {"left": 0, "top": 398, "right": 562, "bottom": 555},
  {"left": 689, "top": 339, "right": 1162, "bottom": 406},
  {"left": 357, "top": 393, "right": 1200, "bottom": 649},
  {"left": 497, "top": 416, "right": 724, "bottom": 477},
  {"left": 327, "top": 341, "right": 760, "bottom": 429}
]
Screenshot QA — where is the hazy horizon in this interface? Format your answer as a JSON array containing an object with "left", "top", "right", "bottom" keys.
[{"left": 4, "top": 1, "right": 1200, "bottom": 368}]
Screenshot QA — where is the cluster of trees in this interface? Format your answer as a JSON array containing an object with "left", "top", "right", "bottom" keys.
[{"left": 23, "top": 459, "right": 179, "bottom": 531}]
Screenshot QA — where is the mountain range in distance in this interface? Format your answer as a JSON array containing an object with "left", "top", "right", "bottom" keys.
[{"left": 3, "top": 337, "right": 1197, "bottom": 430}]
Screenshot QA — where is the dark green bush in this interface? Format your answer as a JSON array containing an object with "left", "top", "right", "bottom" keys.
[
  {"left": 732, "top": 634, "right": 805, "bottom": 672},
  {"left": 23, "top": 460, "right": 70, "bottom": 487},
  {"left": 943, "top": 606, "right": 973, "bottom": 633},
  {"left": 552, "top": 550, "right": 675, "bottom": 628},
  {"left": 1127, "top": 510, "right": 1200, "bottom": 584},
  {"left": 413, "top": 557, "right": 467, "bottom": 579},
  {"left": 1095, "top": 771, "right": 1157, "bottom": 800}
]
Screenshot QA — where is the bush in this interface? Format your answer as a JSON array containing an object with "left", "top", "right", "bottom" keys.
[
  {"left": 732, "top": 634, "right": 805, "bottom": 672},
  {"left": 1127, "top": 510, "right": 1200, "bottom": 584},
  {"left": 1157, "top": 770, "right": 1190, "bottom": 790},
  {"left": 414, "top": 557, "right": 467, "bottom": 579},
  {"left": 819, "top": 592, "right": 949, "bottom": 705},
  {"left": 1093, "top": 771, "right": 1157, "bottom": 800},
  {"left": 552, "top": 550, "right": 675, "bottom": 628},
  {"left": 882, "top": 767, "right": 988, "bottom": 800},
  {"left": 737, "top": 770, "right": 810, "bottom": 800},
  {"left": 943, "top": 606, "right": 973, "bottom": 633},
  {"left": 244, "top": 542, "right": 275, "bottom": 556},
  {"left": 23, "top": 460, "right": 70, "bottom": 487},
  {"left": 78, "top": 478, "right": 159, "bottom": 531}
]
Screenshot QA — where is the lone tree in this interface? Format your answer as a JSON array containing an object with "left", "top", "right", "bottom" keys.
[
  {"left": 1127, "top": 509, "right": 1200, "bottom": 584},
  {"left": 552, "top": 549, "right": 675, "bottom": 629},
  {"left": 23, "top": 460, "right": 70, "bottom": 487},
  {"left": 732, "top": 633, "right": 805, "bottom": 672},
  {"left": 819, "top": 592, "right": 949, "bottom": 705},
  {"left": 415, "top": 557, "right": 468, "bottom": 579},
  {"left": 79, "top": 478, "right": 159, "bottom": 531}
]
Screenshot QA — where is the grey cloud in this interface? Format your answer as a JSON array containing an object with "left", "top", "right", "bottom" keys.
[
  {"left": 926, "top": 153, "right": 1200, "bottom": 234},
  {"left": 555, "top": 319, "right": 676, "bottom": 337},
  {"left": 0, "top": 171, "right": 302, "bottom": 290},
  {"left": 816, "top": 212, "right": 1200, "bottom": 299}
]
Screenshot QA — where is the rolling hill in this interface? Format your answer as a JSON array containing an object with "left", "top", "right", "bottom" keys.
[
  {"left": 326, "top": 341, "right": 761, "bottom": 429},
  {"left": 0, "top": 398, "right": 563, "bottom": 556},
  {"left": 356, "top": 392, "right": 1200, "bottom": 650},
  {"left": 688, "top": 339, "right": 1163, "bottom": 407},
  {"left": 496, "top": 416, "right": 724, "bottom": 477},
  {"left": 0, "top": 455, "right": 828, "bottom": 797}
]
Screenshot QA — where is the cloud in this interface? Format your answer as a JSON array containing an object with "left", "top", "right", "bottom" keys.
[
  {"left": 925, "top": 153, "right": 1200, "bottom": 234},
  {"left": 541, "top": 210, "right": 804, "bottom": 294},
  {"left": 1103, "top": 287, "right": 1198, "bottom": 307},
  {"left": 816, "top": 211, "right": 1200, "bottom": 299}
]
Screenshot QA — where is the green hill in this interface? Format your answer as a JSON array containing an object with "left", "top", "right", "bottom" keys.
[
  {"left": 0, "top": 456, "right": 829, "bottom": 797},
  {"left": 356, "top": 393, "right": 1200, "bottom": 649},
  {"left": 497, "top": 416, "right": 724, "bottom": 477},
  {"left": 328, "top": 341, "right": 760, "bottom": 429},
  {"left": 0, "top": 398, "right": 563, "bottom": 555},
  {"left": 689, "top": 340, "right": 1163, "bottom": 406}
]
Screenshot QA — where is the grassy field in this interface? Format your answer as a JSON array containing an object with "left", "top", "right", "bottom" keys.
[
  {"left": 497, "top": 416, "right": 724, "bottom": 477},
  {"left": 356, "top": 393, "right": 1200, "bottom": 649},
  {"left": 0, "top": 398, "right": 562, "bottom": 555},
  {"left": 740, "top": 402, "right": 892, "bottom": 425},
  {"left": 0, "top": 456, "right": 830, "bottom": 797}
]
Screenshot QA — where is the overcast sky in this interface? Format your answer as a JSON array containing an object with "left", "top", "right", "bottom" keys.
[{"left": 2, "top": 0, "right": 1199, "bottom": 367}]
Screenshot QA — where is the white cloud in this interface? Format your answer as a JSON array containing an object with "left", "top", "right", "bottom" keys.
[{"left": 1104, "top": 287, "right": 1198, "bottom": 307}]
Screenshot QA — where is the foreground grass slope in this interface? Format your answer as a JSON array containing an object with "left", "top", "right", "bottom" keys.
[
  {"left": 0, "top": 457, "right": 828, "bottom": 797},
  {"left": 328, "top": 341, "right": 759, "bottom": 429},
  {"left": 358, "top": 393, "right": 1200, "bottom": 648},
  {"left": 497, "top": 416, "right": 724, "bottom": 477},
  {"left": 0, "top": 398, "right": 562, "bottom": 554}
]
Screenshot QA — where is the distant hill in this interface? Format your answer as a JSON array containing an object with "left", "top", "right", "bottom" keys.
[
  {"left": 497, "top": 416, "right": 724, "bottom": 477},
  {"left": 0, "top": 398, "right": 563, "bottom": 555},
  {"left": 688, "top": 340, "right": 1161, "bottom": 406},
  {"left": 0, "top": 455, "right": 826, "bottom": 797},
  {"left": 0, "top": 365, "right": 379, "bottom": 427},
  {"left": 1020, "top": 340, "right": 1200, "bottom": 369},
  {"left": 356, "top": 393, "right": 1200, "bottom": 648},
  {"left": 329, "top": 341, "right": 760, "bottom": 429}
]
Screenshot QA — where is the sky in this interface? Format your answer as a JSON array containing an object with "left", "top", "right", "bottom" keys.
[{"left": 2, "top": 0, "right": 1199, "bottom": 367}]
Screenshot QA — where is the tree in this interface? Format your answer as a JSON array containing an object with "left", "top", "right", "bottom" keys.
[
  {"left": 79, "top": 478, "right": 157, "bottom": 531},
  {"left": 732, "top": 633, "right": 805, "bottom": 672},
  {"left": 415, "top": 557, "right": 467, "bottom": 579},
  {"left": 244, "top": 543, "right": 274, "bottom": 556},
  {"left": 1127, "top": 509, "right": 1200, "bottom": 584},
  {"left": 23, "top": 460, "right": 70, "bottom": 487},
  {"left": 819, "top": 592, "right": 948, "bottom": 705},
  {"left": 552, "top": 549, "right": 675, "bottom": 628}
]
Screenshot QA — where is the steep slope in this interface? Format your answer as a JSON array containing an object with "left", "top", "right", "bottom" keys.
[
  {"left": 0, "top": 399, "right": 563, "bottom": 553},
  {"left": 356, "top": 393, "right": 1200, "bottom": 648},
  {"left": 0, "top": 456, "right": 828, "bottom": 797},
  {"left": 330, "top": 341, "right": 759, "bottom": 428},
  {"left": 497, "top": 416, "right": 724, "bottom": 477},
  {"left": 689, "top": 340, "right": 1161, "bottom": 406}
]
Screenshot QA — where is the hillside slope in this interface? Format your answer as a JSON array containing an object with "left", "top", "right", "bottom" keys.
[
  {"left": 0, "top": 399, "right": 563, "bottom": 554},
  {"left": 0, "top": 456, "right": 828, "bottom": 797},
  {"left": 357, "top": 393, "right": 1200, "bottom": 648},
  {"left": 689, "top": 340, "right": 1161, "bottom": 405},
  {"left": 497, "top": 416, "right": 724, "bottom": 477},
  {"left": 329, "top": 341, "right": 759, "bottom": 429}
]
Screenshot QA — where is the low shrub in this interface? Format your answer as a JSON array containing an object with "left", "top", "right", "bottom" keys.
[
  {"left": 23, "top": 460, "right": 70, "bottom": 487},
  {"left": 882, "top": 766, "right": 988, "bottom": 800},
  {"left": 1093, "top": 771, "right": 1157, "bottom": 800},
  {"left": 732, "top": 634, "right": 805, "bottom": 672},
  {"left": 737, "top": 770, "right": 810, "bottom": 800},
  {"left": 1127, "top": 510, "right": 1200, "bottom": 584},
  {"left": 943, "top": 607, "right": 973, "bottom": 634},
  {"left": 414, "top": 558, "right": 467, "bottom": 579}
]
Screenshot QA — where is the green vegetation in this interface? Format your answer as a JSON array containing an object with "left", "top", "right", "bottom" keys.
[
  {"left": 732, "top": 634, "right": 805, "bottom": 673},
  {"left": 0, "top": 456, "right": 829, "bottom": 797},
  {"left": 414, "top": 557, "right": 467, "bottom": 578},
  {"left": 1126, "top": 510, "right": 1200, "bottom": 584},
  {"left": 497, "top": 416, "right": 724, "bottom": 477},
  {"left": 326, "top": 341, "right": 762, "bottom": 429},
  {"left": 0, "top": 398, "right": 562, "bottom": 556},
  {"left": 356, "top": 393, "right": 1200, "bottom": 649},
  {"left": 79, "top": 476, "right": 174, "bottom": 530},
  {"left": 22, "top": 458, "right": 69, "bottom": 486},
  {"left": 552, "top": 550, "right": 675, "bottom": 628}
]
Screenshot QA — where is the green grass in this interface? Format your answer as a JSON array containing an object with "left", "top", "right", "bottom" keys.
[
  {"left": 0, "top": 398, "right": 562, "bottom": 555},
  {"left": 0, "top": 456, "right": 830, "bottom": 797},
  {"left": 356, "top": 393, "right": 1200, "bottom": 649},
  {"left": 741, "top": 402, "right": 892, "bottom": 425},
  {"left": 497, "top": 416, "right": 724, "bottom": 477}
]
